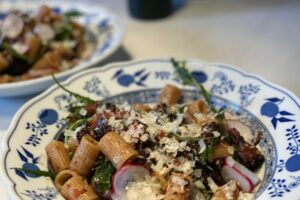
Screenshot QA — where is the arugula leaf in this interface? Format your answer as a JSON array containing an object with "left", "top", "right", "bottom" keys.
[
  {"left": 92, "top": 155, "right": 115, "bottom": 193},
  {"left": 1, "top": 43, "right": 31, "bottom": 63},
  {"left": 53, "top": 20, "right": 73, "bottom": 41},
  {"left": 169, "top": 132, "right": 202, "bottom": 142},
  {"left": 52, "top": 75, "right": 95, "bottom": 104},
  {"left": 170, "top": 58, "right": 218, "bottom": 113},
  {"left": 199, "top": 136, "right": 220, "bottom": 164},
  {"left": 68, "top": 119, "right": 87, "bottom": 130},
  {"left": 64, "top": 10, "right": 83, "bottom": 20},
  {"left": 17, "top": 168, "right": 56, "bottom": 179},
  {"left": 53, "top": 10, "right": 82, "bottom": 41}
]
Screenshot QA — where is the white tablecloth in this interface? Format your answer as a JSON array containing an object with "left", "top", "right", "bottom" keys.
[{"left": 1, "top": 0, "right": 300, "bottom": 199}]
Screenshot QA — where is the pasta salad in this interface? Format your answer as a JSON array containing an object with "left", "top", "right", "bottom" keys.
[
  {"left": 28, "top": 59, "right": 265, "bottom": 200},
  {"left": 0, "top": 5, "right": 94, "bottom": 83}
]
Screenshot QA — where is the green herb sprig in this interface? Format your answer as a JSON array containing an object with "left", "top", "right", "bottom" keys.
[
  {"left": 92, "top": 155, "right": 115, "bottom": 193},
  {"left": 53, "top": 10, "right": 83, "bottom": 41},
  {"left": 169, "top": 132, "right": 202, "bottom": 142},
  {"left": 63, "top": 10, "right": 83, "bottom": 20},
  {"left": 17, "top": 168, "right": 56, "bottom": 179},
  {"left": 52, "top": 75, "right": 95, "bottom": 104},
  {"left": 171, "top": 58, "right": 217, "bottom": 113},
  {"left": 199, "top": 136, "right": 220, "bottom": 164},
  {"left": 1, "top": 43, "right": 31, "bottom": 63}
]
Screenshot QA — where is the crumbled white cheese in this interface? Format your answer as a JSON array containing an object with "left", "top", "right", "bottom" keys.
[
  {"left": 64, "top": 129, "right": 75, "bottom": 137},
  {"left": 212, "top": 131, "right": 221, "bottom": 137},
  {"left": 174, "top": 159, "right": 195, "bottom": 175},
  {"left": 207, "top": 177, "right": 218, "bottom": 192},
  {"left": 125, "top": 176, "right": 164, "bottom": 200},
  {"left": 198, "top": 139, "right": 206, "bottom": 154},
  {"left": 79, "top": 108, "right": 87, "bottom": 116},
  {"left": 171, "top": 175, "right": 188, "bottom": 186},
  {"left": 193, "top": 169, "right": 202, "bottom": 178},
  {"left": 227, "top": 146, "right": 235, "bottom": 155},
  {"left": 140, "top": 134, "right": 149, "bottom": 142},
  {"left": 12, "top": 42, "right": 28, "bottom": 54},
  {"left": 96, "top": 104, "right": 106, "bottom": 113}
]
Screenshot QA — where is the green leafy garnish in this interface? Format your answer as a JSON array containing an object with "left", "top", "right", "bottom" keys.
[
  {"left": 199, "top": 136, "right": 220, "bottom": 164},
  {"left": 52, "top": 75, "right": 95, "bottom": 104},
  {"left": 68, "top": 119, "right": 87, "bottom": 130},
  {"left": 1, "top": 43, "right": 31, "bottom": 63},
  {"left": 92, "top": 155, "right": 115, "bottom": 193},
  {"left": 53, "top": 20, "right": 73, "bottom": 41},
  {"left": 169, "top": 132, "right": 202, "bottom": 142},
  {"left": 64, "top": 10, "right": 83, "bottom": 20},
  {"left": 53, "top": 10, "right": 82, "bottom": 41},
  {"left": 171, "top": 58, "right": 218, "bottom": 113},
  {"left": 171, "top": 58, "right": 217, "bottom": 112},
  {"left": 17, "top": 168, "right": 56, "bottom": 179},
  {"left": 64, "top": 118, "right": 87, "bottom": 144}
]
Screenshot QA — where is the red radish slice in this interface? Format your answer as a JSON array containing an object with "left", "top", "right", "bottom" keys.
[
  {"left": 226, "top": 120, "right": 253, "bottom": 143},
  {"left": 112, "top": 163, "right": 150, "bottom": 195},
  {"left": 2, "top": 14, "right": 24, "bottom": 39},
  {"left": 221, "top": 157, "right": 260, "bottom": 192}
]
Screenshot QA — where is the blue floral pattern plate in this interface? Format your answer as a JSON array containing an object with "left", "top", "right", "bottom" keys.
[
  {"left": 2, "top": 59, "right": 300, "bottom": 199},
  {"left": 0, "top": 0, "right": 124, "bottom": 97}
]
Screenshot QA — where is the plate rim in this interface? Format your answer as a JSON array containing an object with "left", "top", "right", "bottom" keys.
[
  {"left": 1, "top": 58, "right": 300, "bottom": 200},
  {"left": 0, "top": 0, "right": 125, "bottom": 96}
]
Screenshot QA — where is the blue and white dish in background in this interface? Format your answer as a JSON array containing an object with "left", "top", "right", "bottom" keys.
[
  {"left": 2, "top": 59, "right": 300, "bottom": 199},
  {"left": 0, "top": 0, "right": 124, "bottom": 97}
]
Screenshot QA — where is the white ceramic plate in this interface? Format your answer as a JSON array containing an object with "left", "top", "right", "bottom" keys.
[
  {"left": 2, "top": 58, "right": 300, "bottom": 199},
  {"left": 0, "top": 0, "right": 124, "bottom": 97}
]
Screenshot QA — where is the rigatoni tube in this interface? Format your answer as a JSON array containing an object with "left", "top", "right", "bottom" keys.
[
  {"left": 98, "top": 131, "right": 138, "bottom": 169},
  {"left": 54, "top": 169, "right": 79, "bottom": 191},
  {"left": 158, "top": 84, "right": 182, "bottom": 106},
  {"left": 46, "top": 141, "right": 70, "bottom": 173},
  {"left": 60, "top": 175, "right": 98, "bottom": 200},
  {"left": 70, "top": 135, "right": 101, "bottom": 176}
]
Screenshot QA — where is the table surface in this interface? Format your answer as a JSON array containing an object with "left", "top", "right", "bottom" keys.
[{"left": 1, "top": 0, "right": 300, "bottom": 199}]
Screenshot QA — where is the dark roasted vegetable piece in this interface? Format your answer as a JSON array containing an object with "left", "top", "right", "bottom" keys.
[
  {"left": 91, "top": 155, "right": 115, "bottom": 195},
  {"left": 228, "top": 128, "right": 264, "bottom": 171}
]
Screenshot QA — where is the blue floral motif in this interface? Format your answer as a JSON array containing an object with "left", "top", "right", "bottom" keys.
[
  {"left": 276, "top": 125, "right": 300, "bottom": 173},
  {"left": 38, "top": 109, "right": 58, "bottom": 125},
  {"left": 288, "top": 176, "right": 300, "bottom": 189},
  {"left": 83, "top": 12, "right": 98, "bottom": 25},
  {"left": 269, "top": 125, "right": 300, "bottom": 198},
  {"left": 112, "top": 68, "right": 150, "bottom": 87},
  {"left": 22, "top": 187, "right": 58, "bottom": 200},
  {"left": 260, "top": 98, "right": 294, "bottom": 129},
  {"left": 267, "top": 176, "right": 300, "bottom": 198},
  {"left": 54, "top": 93, "right": 74, "bottom": 110},
  {"left": 239, "top": 84, "right": 260, "bottom": 107},
  {"left": 210, "top": 72, "right": 235, "bottom": 95},
  {"left": 155, "top": 71, "right": 172, "bottom": 80},
  {"left": 95, "top": 18, "right": 113, "bottom": 54},
  {"left": 98, "top": 18, "right": 110, "bottom": 30},
  {"left": 155, "top": 70, "right": 207, "bottom": 84},
  {"left": 84, "top": 76, "right": 110, "bottom": 97},
  {"left": 268, "top": 178, "right": 291, "bottom": 197},
  {"left": 51, "top": 7, "right": 61, "bottom": 14},
  {"left": 191, "top": 71, "right": 207, "bottom": 83},
  {"left": 14, "top": 146, "right": 40, "bottom": 181},
  {"left": 25, "top": 121, "right": 48, "bottom": 146},
  {"left": 24, "top": 109, "right": 59, "bottom": 146}
]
